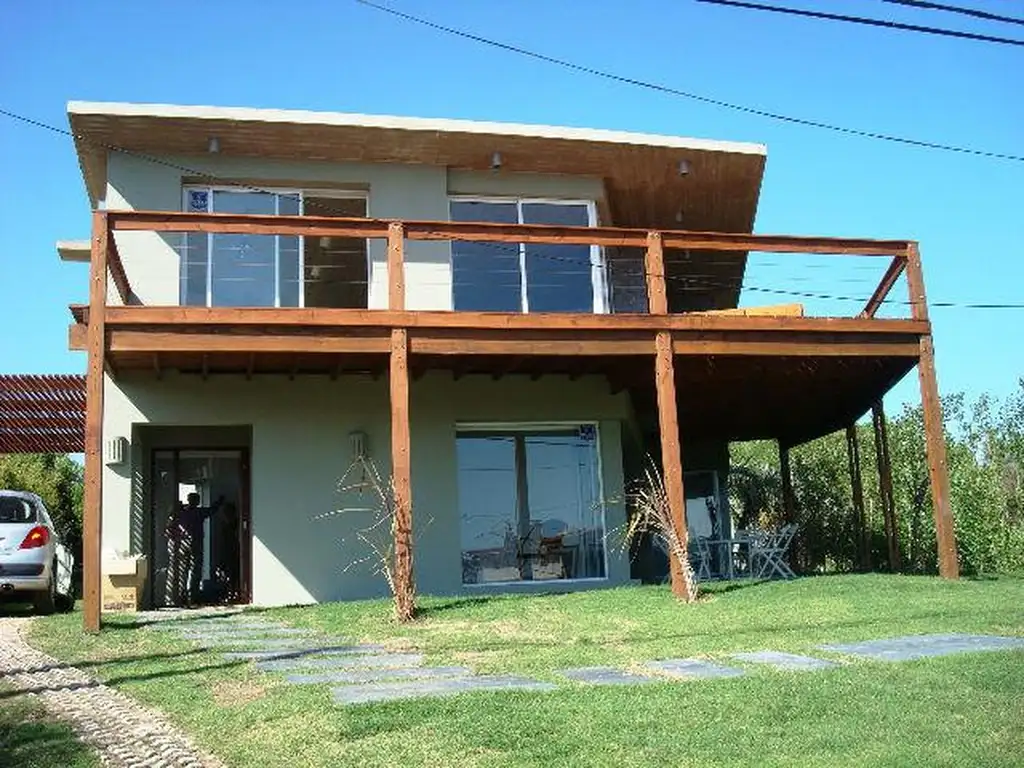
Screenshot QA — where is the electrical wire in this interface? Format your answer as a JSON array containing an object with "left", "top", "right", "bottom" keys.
[
  {"left": 2, "top": 105, "right": 1023, "bottom": 310},
  {"left": 695, "top": 0, "right": 1024, "bottom": 46},
  {"left": 353, "top": 0, "right": 1024, "bottom": 162},
  {"left": 880, "top": 0, "right": 1024, "bottom": 27}
]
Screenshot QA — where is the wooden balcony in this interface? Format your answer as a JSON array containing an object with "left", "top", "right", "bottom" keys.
[{"left": 74, "top": 210, "right": 958, "bottom": 629}]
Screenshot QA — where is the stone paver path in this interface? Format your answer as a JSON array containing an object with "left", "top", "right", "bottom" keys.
[
  {"left": 820, "top": 633, "right": 1024, "bottom": 661},
  {"left": 152, "top": 615, "right": 554, "bottom": 706},
  {"left": 645, "top": 658, "right": 746, "bottom": 679},
  {"left": 732, "top": 651, "right": 839, "bottom": 671},
  {"left": 0, "top": 616, "right": 224, "bottom": 768},
  {"left": 147, "top": 615, "right": 1024, "bottom": 707},
  {"left": 560, "top": 666, "right": 659, "bottom": 685}
]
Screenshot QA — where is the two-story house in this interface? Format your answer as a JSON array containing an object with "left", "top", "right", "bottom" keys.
[{"left": 50, "top": 101, "right": 956, "bottom": 630}]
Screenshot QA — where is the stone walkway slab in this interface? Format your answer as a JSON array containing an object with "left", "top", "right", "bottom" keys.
[
  {"left": 332, "top": 675, "right": 556, "bottom": 705},
  {"left": 180, "top": 629, "right": 318, "bottom": 642},
  {"left": 820, "top": 633, "right": 1024, "bottom": 662},
  {"left": 559, "top": 667, "right": 658, "bottom": 685},
  {"left": 645, "top": 658, "right": 745, "bottom": 679},
  {"left": 285, "top": 666, "right": 472, "bottom": 685},
  {"left": 253, "top": 651, "right": 423, "bottom": 669},
  {"left": 149, "top": 620, "right": 282, "bottom": 633},
  {"left": 732, "top": 651, "right": 839, "bottom": 671},
  {"left": 198, "top": 636, "right": 352, "bottom": 651}
]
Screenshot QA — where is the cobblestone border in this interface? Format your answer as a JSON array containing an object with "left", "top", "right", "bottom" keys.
[{"left": 0, "top": 617, "right": 225, "bottom": 768}]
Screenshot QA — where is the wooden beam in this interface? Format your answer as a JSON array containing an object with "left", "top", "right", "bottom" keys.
[
  {"left": 861, "top": 256, "right": 906, "bottom": 318},
  {"left": 107, "top": 210, "right": 911, "bottom": 255},
  {"left": 107, "top": 330, "right": 391, "bottom": 355},
  {"left": 906, "top": 243, "right": 958, "bottom": 579},
  {"left": 645, "top": 231, "right": 668, "bottom": 315},
  {"left": 389, "top": 328, "right": 415, "bottom": 621},
  {"left": 152, "top": 353, "right": 162, "bottom": 380},
  {"left": 654, "top": 330, "right": 692, "bottom": 601},
  {"left": 83, "top": 211, "right": 108, "bottom": 633},
  {"left": 846, "top": 424, "right": 869, "bottom": 572},
  {"left": 872, "top": 400, "right": 901, "bottom": 572},
  {"left": 387, "top": 221, "right": 405, "bottom": 311},
  {"left": 107, "top": 231, "right": 133, "bottom": 305},
  {"left": 200, "top": 354, "right": 209, "bottom": 381},
  {"left": 246, "top": 353, "right": 256, "bottom": 381},
  {"left": 69, "top": 323, "right": 86, "bottom": 351},
  {"left": 98, "top": 306, "right": 931, "bottom": 336}
]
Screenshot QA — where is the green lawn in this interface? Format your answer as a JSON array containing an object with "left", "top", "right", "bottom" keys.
[
  {"left": 0, "top": 685, "right": 99, "bottom": 768},
  {"left": 27, "top": 575, "right": 1024, "bottom": 767}
]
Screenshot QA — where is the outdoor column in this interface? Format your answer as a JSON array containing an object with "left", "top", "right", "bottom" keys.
[
  {"left": 871, "top": 400, "right": 901, "bottom": 571},
  {"left": 905, "top": 243, "right": 959, "bottom": 579},
  {"left": 83, "top": 211, "right": 109, "bottom": 632},
  {"left": 779, "top": 442, "right": 796, "bottom": 524},
  {"left": 387, "top": 223, "right": 415, "bottom": 620},
  {"left": 654, "top": 330, "right": 692, "bottom": 601},
  {"left": 845, "top": 424, "right": 869, "bottom": 571}
]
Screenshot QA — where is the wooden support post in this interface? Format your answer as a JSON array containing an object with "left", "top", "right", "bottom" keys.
[
  {"left": 845, "top": 425, "right": 869, "bottom": 572},
  {"left": 83, "top": 212, "right": 108, "bottom": 633},
  {"left": 871, "top": 401, "right": 901, "bottom": 571},
  {"left": 905, "top": 243, "right": 959, "bottom": 579},
  {"left": 389, "top": 328, "right": 414, "bottom": 620},
  {"left": 654, "top": 330, "right": 693, "bottom": 601},
  {"left": 644, "top": 231, "right": 668, "bottom": 315},
  {"left": 779, "top": 441, "right": 798, "bottom": 573},
  {"left": 779, "top": 443, "right": 796, "bottom": 523}
]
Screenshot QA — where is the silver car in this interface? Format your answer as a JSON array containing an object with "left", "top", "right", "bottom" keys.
[{"left": 0, "top": 490, "right": 75, "bottom": 613}]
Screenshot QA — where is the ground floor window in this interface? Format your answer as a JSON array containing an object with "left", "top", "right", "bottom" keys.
[{"left": 457, "top": 423, "right": 606, "bottom": 584}]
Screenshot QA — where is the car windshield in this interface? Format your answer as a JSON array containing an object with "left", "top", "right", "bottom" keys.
[{"left": 0, "top": 496, "right": 37, "bottom": 524}]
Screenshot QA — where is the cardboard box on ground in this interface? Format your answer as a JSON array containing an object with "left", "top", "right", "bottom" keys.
[{"left": 101, "top": 553, "right": 148, "bottom": 611}]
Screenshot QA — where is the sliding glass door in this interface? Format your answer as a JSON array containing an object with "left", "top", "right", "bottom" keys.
[
  {"left": 450, "top": 198, "right": 607, "bottom": 313},
  {"left": 457, "top": 424, "right": 607, "bottom": 584}
]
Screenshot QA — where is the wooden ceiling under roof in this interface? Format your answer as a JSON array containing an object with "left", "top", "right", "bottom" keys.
[
  {"left": 0, "top": 375, "right": 86, "bottom": 454},
  {"left": 68, "top": 105, "right": 767, "bottom": 309}
]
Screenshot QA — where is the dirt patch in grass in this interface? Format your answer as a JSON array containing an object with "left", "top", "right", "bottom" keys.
[{"left": 211, "top": 679, "right": 269, "bottom": 707}]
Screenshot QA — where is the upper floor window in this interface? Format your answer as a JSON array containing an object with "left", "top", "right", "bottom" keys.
[
  {"left": 450, "top": 198, "right": 607, "bottom": 314},
  {"left": 181, "top": 187, "right": 368, "bottom": 308}
]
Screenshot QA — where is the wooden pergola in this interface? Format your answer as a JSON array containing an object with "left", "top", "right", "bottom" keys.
[
  {"left": 64, "top": 209, "right": 957, "bottom": 631},
  {"left": 0, "top": 374, "right": 85, "bottom": 454}
]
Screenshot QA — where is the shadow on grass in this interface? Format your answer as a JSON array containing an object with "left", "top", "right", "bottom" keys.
[
  {"left": 0, "top": 697, "right": 97, "bottom": 767},
  {"left": 415, "top": 595, "right": 503, "bottom": 618}
]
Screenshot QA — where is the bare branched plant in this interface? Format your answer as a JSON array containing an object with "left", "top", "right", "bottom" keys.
[
  {"left": 314, "top": 455, "right": 417, "bottom": 621},
  {"left": 622, "top": 462, "right": 698, "bottom": 603}
]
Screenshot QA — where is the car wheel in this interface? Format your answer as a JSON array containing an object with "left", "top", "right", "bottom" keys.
[{"left": 33, "top": 562, "right": 57, "bottom": 615}]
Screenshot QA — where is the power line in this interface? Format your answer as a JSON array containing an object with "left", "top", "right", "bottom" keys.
[
  {"left": 696, "top": 0, "right": 1024, "bottom": 46},
  {"left": 2, "top": 105, "right": 1022, "bottom": 311},
  {"left": 880, "top": 0, "right": 1024, "bottom": 27},
  {"left": 353, "top": 0, "right": 1024, "bottom": 162}
]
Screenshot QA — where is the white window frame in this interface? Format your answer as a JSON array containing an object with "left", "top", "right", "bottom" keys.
[
  {"left": 448, "top": 196, "right": 609, "bottom": 314},
  {"left": 182, "top": 186, "right": 369, "bottom": 308},
  {"left": 455, "top": 420, "right": 610, "bottom": 586}
]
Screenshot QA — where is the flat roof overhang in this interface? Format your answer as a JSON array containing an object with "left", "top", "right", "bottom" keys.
[{"left": 67, "top": 306, "right": 923, "bottom": 446}]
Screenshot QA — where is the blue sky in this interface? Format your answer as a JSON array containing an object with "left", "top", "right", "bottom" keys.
[{"left": 1, "top": 0, "right": 1020, "bottom": 409}]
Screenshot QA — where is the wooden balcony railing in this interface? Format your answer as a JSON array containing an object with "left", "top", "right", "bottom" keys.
[{"left": 96, "top": 210, "right": 921, "bottom": 320}]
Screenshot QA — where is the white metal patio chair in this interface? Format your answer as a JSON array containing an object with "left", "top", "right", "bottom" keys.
[{"left": 749, "top": 523, "right": 798, "bottom": 579}]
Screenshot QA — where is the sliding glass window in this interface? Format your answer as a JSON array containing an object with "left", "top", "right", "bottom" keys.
[
  {"left": 181, "top": 187, "right": 369, "bottom": 308},
  {"left": 450, "top": 198, "right": 607, "bottom": 313},
  {"left": 458, "top": 424, "right": 607, "bottom": 584}
]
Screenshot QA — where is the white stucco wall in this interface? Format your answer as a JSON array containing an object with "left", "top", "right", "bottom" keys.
[{"left": 102, "top": 371, "right": 631, "bottom": 606}]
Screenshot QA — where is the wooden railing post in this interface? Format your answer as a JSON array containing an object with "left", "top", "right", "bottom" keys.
[
  {"left": 871, "top": 400, "right": 901, "bottom": 571},
  {"left": 644, "top": 231, "right": 668, "bottom": 315},
  {"left": 83, "top": 211, "right": 108, "bottom": 633},
  {"left": 846, "top": 425, "right": 869, "bottom": 571},
  {"left": 905, "top": 242, "right": 958, "bottom": 579},
  {"left": 387, "top": 221, "right": 405, "bottom": 311}
]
